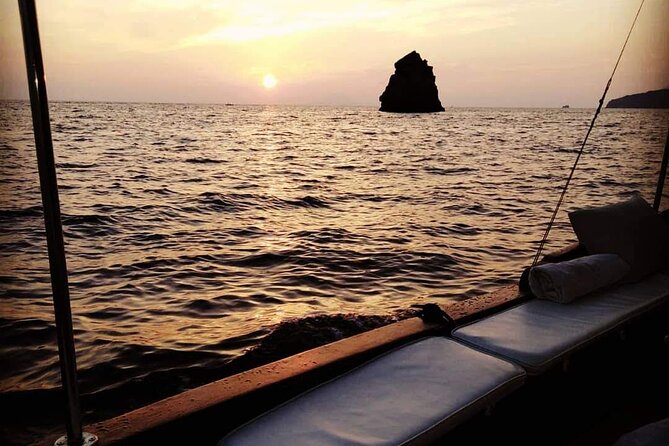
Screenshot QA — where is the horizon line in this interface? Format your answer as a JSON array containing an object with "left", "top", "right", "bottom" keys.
[{"left": 0, "top": 98, "right": 603, "bottom": 109}]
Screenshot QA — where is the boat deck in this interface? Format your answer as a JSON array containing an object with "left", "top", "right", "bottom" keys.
[{"left": 442, "top": 305, "right": 669, "bottom": 445}]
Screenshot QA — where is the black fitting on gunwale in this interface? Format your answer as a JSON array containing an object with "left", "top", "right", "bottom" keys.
[{"left": 412, "top": 303, "right": 454, "bottom": 327}]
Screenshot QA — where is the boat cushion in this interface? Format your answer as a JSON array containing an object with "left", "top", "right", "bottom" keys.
[
  {"left": 568, "top": 194, "right": 669, "bottom": 281},
  {"left": 453, "top": 271, "right": 669, "bottom": 374},
  {"left": 613, "top": 417, "right": 669, "bottom": 446},
  {"left": 219, "top": 337, "right": 525, "bottom": 446}
]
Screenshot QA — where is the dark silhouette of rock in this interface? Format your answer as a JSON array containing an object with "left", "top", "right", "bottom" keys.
[
  {"left": 379, "top": 51, "right": 445, "bottom": 113},
  {"left": 606, "top": 88, "right": 669, "bottom": 109}
]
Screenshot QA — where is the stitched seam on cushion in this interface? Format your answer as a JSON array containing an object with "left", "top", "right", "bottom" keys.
[{"left": 450, "top": 336, "right": 536, "bottom": 373}]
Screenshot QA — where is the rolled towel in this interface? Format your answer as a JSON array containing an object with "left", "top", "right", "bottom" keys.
[{"left": 529, "top": 254, "right": 630, "bottom": 303}]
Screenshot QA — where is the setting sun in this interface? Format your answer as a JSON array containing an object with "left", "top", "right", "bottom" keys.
[{"left": 262, "top": 74, "right": 278, "bottom": 89}]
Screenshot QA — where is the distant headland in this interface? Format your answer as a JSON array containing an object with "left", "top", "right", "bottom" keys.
[
  {"left": 606, "top": 88, "right": 669, "bottom": 109},
  {"left": 379, "top": 51, "right": 445, "bottom": 113}
]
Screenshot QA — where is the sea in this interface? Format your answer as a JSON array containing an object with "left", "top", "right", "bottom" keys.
[{"left": 1, "top": 101, "right": 667, "bottom": 443}]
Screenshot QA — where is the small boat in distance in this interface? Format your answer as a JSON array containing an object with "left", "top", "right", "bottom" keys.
[{"left": 562, "top": 104, "right": 570, "bottom": 109}]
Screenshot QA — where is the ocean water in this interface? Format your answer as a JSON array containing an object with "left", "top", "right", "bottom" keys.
[{"left": 0, "top": 101, "right": 667, "bottom": 441}]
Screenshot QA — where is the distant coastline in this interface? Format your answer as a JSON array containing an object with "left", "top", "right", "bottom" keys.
[{"left": 606, "top": 88, "right": 669, "bottom": 109}]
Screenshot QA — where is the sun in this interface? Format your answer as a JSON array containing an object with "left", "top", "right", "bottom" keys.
[{"left": 262, "top": 74, "right": 278, "bottom": 89}]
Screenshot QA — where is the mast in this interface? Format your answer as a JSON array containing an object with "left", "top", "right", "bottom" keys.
[
  {"left": 653, "top": 128, "right": 669, "bottom": 211},
  {"left": 17, "top": 1, "right": 96, "bottom": 445}
]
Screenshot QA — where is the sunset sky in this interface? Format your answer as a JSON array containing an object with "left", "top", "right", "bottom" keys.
[{"left": 1, "top": 0, "right": 667, "bottom": 107}]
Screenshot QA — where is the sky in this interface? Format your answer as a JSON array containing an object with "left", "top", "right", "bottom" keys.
[{"left": 1, "top": 0, "right": 668, "bottom": 107}]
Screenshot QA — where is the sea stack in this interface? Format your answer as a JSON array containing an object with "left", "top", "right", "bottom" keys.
[{"left": 379, "top": 51, "right": 445, "bottom": 113}]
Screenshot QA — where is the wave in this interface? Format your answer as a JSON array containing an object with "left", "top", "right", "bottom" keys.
[
  {"left": 555, "top": 147, "right": 579, "bottom": 154},
  {"left": 285, "top": 195, "right": 329, "bottom": 208},
  {"left": 56, "top": 162, "right": 97, "bottom": 169},
  {"left": 229, "top": 252, "right": 292, "bottom": 268},
  {"left": 61, "top": 213, "right": 120, "bottom": 237},
  {"left": 61, "top": 213, "right": 118, "bottom": 227},
  {"left": 198, "top": 192, "right": 243, "bottom": 211},
  {"left": 289, "top": 227, "right": 362, "bottom": 244},
  {"left": 145, "top": 187, "right": 176, "bottom": 195},
  {"left": 197, "top": 192, "right": 330, "bottom": 213},
  {"left": 411, "top": 222, "right": 480, "bottom": 237},
  {"left": 424, "top": 166, "right": 477, "bottom": 175},
  {"left": 0, "top": 205, "right": 42, "bottom": 220},
  {"left": 233, "top": 312, "right": 410, "bottom": 366},
  {"left": 184, "top": 157, "right": 223, "bottom": 164}
]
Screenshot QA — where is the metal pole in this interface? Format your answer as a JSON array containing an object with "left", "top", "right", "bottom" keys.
[
  {"left": 17, "top": 1, "right": 96, "bottom": 445},
  {"left": 653, "top": 128, "right": 669, "bottom": 211}
]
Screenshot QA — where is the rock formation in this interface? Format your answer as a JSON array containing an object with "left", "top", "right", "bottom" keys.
[
  {"left": 606, "top": 88, "right": 669, "bottom": 109},
  {"left": 379, "top": 51, "right": 445, "bottom": 113}
]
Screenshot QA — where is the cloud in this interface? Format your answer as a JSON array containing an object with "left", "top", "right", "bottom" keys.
[
  {"left": 178, "top": 4, "right": 392, "bottom": 47},
  {"left": 176, "top": 0, "right": 522, "bottom": 48}
]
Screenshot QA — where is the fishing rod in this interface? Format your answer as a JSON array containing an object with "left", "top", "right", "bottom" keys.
[{"left": 531, "top": 0, "right": 646, "bottom": 267}]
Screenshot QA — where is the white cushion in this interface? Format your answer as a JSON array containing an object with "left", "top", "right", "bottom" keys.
[
  {"left": 569, "top": 194, "right": 669, "bottom": 282},
  {"left": 453, "top": 272, "right": 669, "bottom": 374},
  {"left": 219, "top": 337, "right": 525, "bottom": 446}
]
